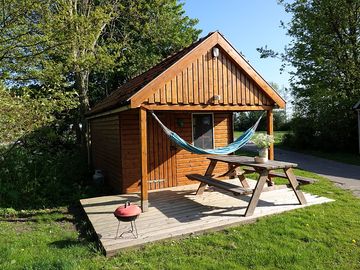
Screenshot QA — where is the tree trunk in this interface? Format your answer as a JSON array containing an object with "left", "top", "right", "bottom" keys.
[{"left": 75, "top": 69, "right": 90, "bottom": 149}]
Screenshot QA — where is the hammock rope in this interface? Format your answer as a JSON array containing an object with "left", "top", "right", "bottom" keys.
[{"left": 150, "top": 111, "right": 263, "bottom": 155}]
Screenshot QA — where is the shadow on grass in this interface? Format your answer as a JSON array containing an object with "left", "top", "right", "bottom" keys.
[{"left": 67, "top": 202, "right": 105, "bottom": 253}]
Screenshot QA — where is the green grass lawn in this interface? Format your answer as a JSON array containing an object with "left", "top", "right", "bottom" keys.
[{"left": 1, "top": 170, "right": 360, "bottom": 269}]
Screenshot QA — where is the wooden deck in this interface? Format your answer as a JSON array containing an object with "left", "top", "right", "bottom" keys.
[{"left": 80, "top": 179, "right": 333, "bottom": 257}]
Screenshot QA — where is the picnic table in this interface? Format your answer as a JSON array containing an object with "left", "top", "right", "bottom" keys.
[{"left": 187, "top": 155, "right": 307, "bottom": 217}]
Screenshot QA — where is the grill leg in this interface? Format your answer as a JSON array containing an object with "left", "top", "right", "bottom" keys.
[
  {"left": 115, "top": 221, "right": 121, "bottom": 239},
  {"left": 131, "top": 220, "right": 138, "bottom": 238},
  {"left": 115, "top": 220, "right": 139, "bottom": 239}
]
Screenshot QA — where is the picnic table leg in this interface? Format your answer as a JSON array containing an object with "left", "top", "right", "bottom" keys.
[
  {"left": 284, "top": 168, "right": 307, "bottom": 205},
  {"left": 235, "top": 167, "right": 250, "bottom": 189},
  {"left": 266, "top": 175, "right": 275, "bottom": 186},
  {"left": 244, "top": 170, "right": 268, "bottom": 217},
  {"left": 196, "top": 160, "right": 217, "bottom": 195}
]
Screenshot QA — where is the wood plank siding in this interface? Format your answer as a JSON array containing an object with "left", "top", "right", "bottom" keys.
[
  {"left": 119, "top": 110, "right": 141, "bottom": 193},
  {"left": 173, "top": 112, "right": 232, "bottom": 186},
  {"left": 90, "top": 110, "right": 231, "bottom": 193},
  {"left": 144, "top": 48, "right": 273, "bottom": 107},
  {"left": 90, "top": 115, "right": 122, "bottom": 192}
]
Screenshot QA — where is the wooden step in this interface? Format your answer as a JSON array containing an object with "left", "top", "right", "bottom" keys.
[
  {"left": 242, "top": 168, "right": 316, "bottom": 185},
  {"left": 186, "top": 174, "right": 253, "bottom": 195}
]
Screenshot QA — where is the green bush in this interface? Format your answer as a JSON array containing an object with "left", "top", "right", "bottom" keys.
[
  {"left": 283, "top": 108, "right": 358, "bottom": 152},
  {"left": 0, "top": 127, "right": 91, "bottom": 210}
]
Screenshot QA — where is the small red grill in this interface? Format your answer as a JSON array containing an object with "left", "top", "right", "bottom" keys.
[{"left": 114, "top": 201, "right": 141, "bottom": 239}]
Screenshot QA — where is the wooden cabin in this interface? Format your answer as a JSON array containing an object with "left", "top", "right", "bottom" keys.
[{"left": 86, "top": 32, "right": 285, "bottom": 211}]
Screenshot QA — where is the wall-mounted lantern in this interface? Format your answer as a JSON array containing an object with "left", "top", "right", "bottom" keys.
[{"left": 212, "top": 47, "right": 220, "bottom": 58}]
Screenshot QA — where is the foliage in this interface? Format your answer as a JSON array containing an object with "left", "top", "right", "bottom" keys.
[
  {"left": 0, "top": 85, "right": 78, "bottom": 143},
  {"left": 258, "top": 0, "right": 360, "bottom": 152},
  {"left": 90, "top": 0, "right": 201, "bottom": 104},
  {"left": 252, "top": 134, "right": 274, "bottom": 149},
  {"left": 0, "top": 170, "right": 360, "bottom": 269},
  {"left": 0, "top": 0, "right": 201, "bottom": 146},
  {"left": 234, "top": 82, "right": 290, "bottom": 131},
  {"left": 0, "top": 127, "right": 93, "bottom": 210},
  {"left": 234, "top": 110, "right": 289, "bottom": 131}
]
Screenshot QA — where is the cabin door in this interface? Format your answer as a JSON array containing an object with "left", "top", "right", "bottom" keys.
[{"left": 147, "top": 112, "right": 177, "bottom": 190}]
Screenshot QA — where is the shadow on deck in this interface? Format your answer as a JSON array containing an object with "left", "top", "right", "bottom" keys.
[{"left": 80, "top": 179, "right": 333, "bottom": 257}]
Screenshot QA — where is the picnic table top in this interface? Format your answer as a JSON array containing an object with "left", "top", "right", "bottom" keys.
[{"left": 207, "top": 155, "right": 298, "bottom": 170}]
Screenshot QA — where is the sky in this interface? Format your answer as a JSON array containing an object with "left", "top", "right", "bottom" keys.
[{"left": 183, "top": 0, "right": 292, "bottom": 90}]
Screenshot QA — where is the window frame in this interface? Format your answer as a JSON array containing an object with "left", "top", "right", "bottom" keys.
[{"left": 191, "top": 112, "right": 215, "bottom": 149}]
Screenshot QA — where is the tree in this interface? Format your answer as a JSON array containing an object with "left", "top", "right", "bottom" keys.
[
  {"left": 0, "top": 85, "right": 78, "bottom": 143},
  {"left": 1, "top": 0, "right": 200, "bottom": 146},
  {"left": 90, "top": 0, "right": 201, "bottom": 104},
  {"left": 258, "top": 0, "right": 360, "bottom": 151}
]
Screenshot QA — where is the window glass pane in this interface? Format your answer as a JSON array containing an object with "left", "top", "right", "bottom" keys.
[{"left": 193, "top": 114, "right": 214, "bottom": 149}]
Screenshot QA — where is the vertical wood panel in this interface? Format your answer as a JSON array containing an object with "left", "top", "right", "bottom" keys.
[
  {"left": 198, "top": 57, "right": 204, "bottom": 104},
  {"left": 213, "top": 53, "right": 218, "bottom": 104},
  {"left": 208, "top": 51, "right": 213, "bottom": 103},
  {"left": 203, "top": 54, "right": 209, "bottom": 104},
  {"left": 249, "top": 80, "right": 255, "bottom": 105},
  {"left": 193, "top": 59, "right": 199, "bottom": 104},
  {"left": 257, "top": 86, "right": 263, "bottom": 105},
  {"left": 227, "top": 59, "right": 233, "bottom": 104},
  {"left": 218, "top": 53, "right": 223, "bottom": 104},
  {"left": 245, "top": 76, "right": 250, "bottom": 104},
  {"left": 177, "top": 74, "right": 183, "bottom": 104},
  {"left": 160, "top": 85, "right": 166, "bottom": 104},
  {"left": 222, "top": 55, "right": 228, "bottom": 104},
  {"left": 232, "top": 62, "right": 237, "bottom": 105},
  {"left": 236, "top": 69, "right": 241, "bottom": 104},
  {"left": 188, "top": 65, "right": 193, "bottom": 103},
  {"left": 182, "top": 69, "right": 188, "bottom": 104},
  {"left": 154, "top": 88, "right": 160, "bottom": 103},
  {"left": 240, "top": 73, "right": 246, "bottom": 104},
  {"left": 166, "top": 81, "right": 172, "bottom": 103},
  {"left": 148, "top": 93, "right": 154, "bottom": 104},
  {"left": 171, "top": 78, "right": 177, "bottom": 104}
]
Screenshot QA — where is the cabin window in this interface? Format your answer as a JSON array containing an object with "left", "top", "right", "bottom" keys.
[{"left": 192, "top": 113, "right": 214, "bottom": 149}]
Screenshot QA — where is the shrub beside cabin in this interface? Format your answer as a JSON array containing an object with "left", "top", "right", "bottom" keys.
[{"left": 86, "top": 32, "right": 285, "bottom": 211}]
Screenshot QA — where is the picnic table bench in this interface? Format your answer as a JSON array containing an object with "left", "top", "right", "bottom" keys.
[
  {"left": 186, "top": 155, "right": 308, "bottom": 217},
  {"left": 186, "top": 174, "right": 253, "bottom": 195},
  {"left": 242, "top": 167, "right": 316, "bottom": 185}
]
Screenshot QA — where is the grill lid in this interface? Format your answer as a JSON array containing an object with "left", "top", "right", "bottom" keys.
[{"left": 114, "top": 201, "right": 141, "bottom": 218}]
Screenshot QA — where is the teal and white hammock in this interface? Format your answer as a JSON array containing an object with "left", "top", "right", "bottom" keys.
[{"left": 151, "top": 111, "right": 262, "bottom": 155}]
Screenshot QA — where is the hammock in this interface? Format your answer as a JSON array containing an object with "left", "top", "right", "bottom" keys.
[{"left": 151, "top": 111, "right": 262, "bottom": 155}]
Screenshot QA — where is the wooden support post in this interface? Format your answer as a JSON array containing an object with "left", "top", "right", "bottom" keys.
[
  {"left": 139, "top": 107, "right": 148, "bottom": 212},
  {"left": 267, "top": 109, "right": 274, "bottom": 160}
]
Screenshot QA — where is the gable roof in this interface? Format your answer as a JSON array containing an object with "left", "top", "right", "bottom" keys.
[{"left": 87, "top": 32, "right": 285, "bottom": 117}]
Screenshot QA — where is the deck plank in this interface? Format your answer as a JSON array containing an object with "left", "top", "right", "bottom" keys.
[{"left": 80, "top": 179, "right": 333, "bottom": 257}]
